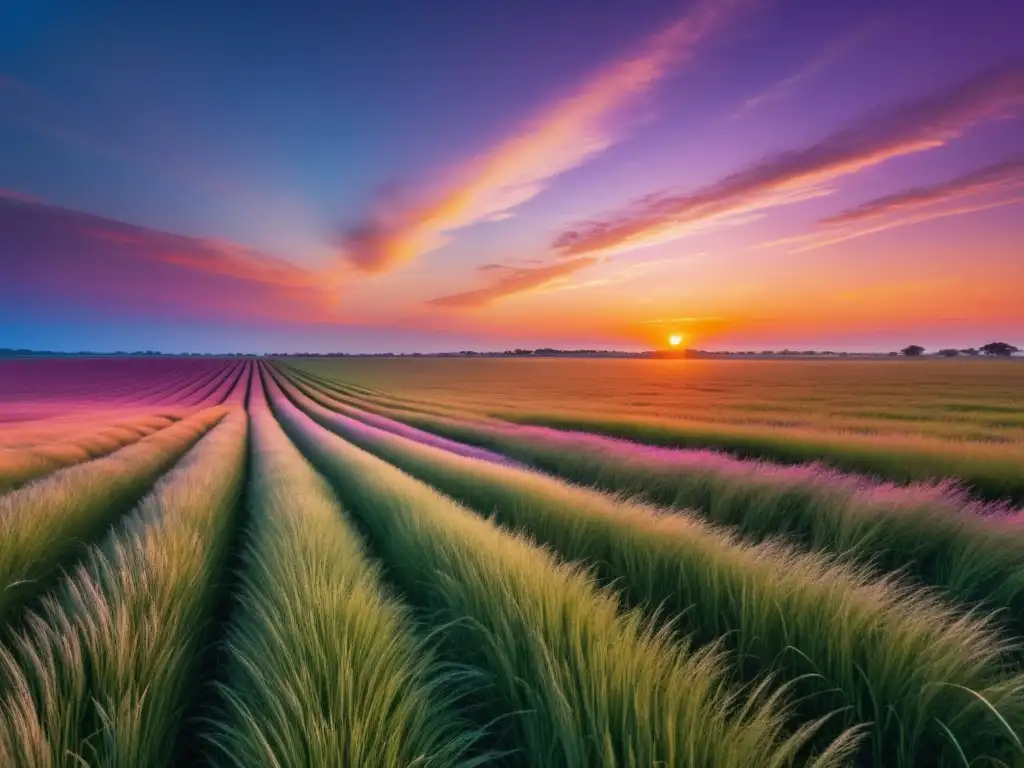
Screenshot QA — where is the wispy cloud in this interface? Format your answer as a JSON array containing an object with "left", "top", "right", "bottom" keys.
[
  {"left": 1, "top": 197, "right": 344, "bottom": 323},
  {"left": 427, "top": 252, "right": 694, "bottom": 307},
  {"left": 735, "top": 22, "right": 873, "bottom": 116},
  {"left": 641, "top": 316, "right": 720, "bottom": 324},
  {"left": 545, "top": 254, "right": 695, "bottom": 293},
  {"left": 0, "top": 188, "right": 40, "bottom": 203},
  {"left": 427, "top": 257, "right": 600, "bottom": 308},
  {"left": 340, "top": 0, "right": 753, "bottom": 274},
  {"left": 820, "top": 155, "right": 1024, "bottom": 226},
  {"left": 553, "top": 61, "right": 1024, "bottom": 258},
  {"left": 756, "top": 155, "right": 1024, "bottom": 251},
  {"left": 786, "top": 195, "right": 1024, "bottom": 253}
]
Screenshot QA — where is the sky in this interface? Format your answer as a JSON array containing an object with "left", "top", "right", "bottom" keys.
[{"left": 1, "top": 0, "right": 1022, "bottom": 353}]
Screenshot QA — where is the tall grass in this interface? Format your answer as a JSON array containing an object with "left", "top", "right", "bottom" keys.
[
  {"left": 283, "top": 361, "right": 1024, "bottom": 502},
  {"left": 0, "top": 408, "right": 247, "bottom": 766},
  {"left": 288, "top": 367, "right": 1024, "bottom": 640},
  {"left": 0, "top": 406, "right": 228, "bottom": 624},
  {"left": 271, "top": 366, "right": 1024, "bottom": 766},
  {"left": 0, "top": 413, "right": 179, "bottom": 493},
  {"left": 495, "top": 409, "right": 1024, "bottom": 502},
  {"left": 264, "top": 365, "right": 857, "bottom": 768},
  {"left": 207, "top": 374, "right": 479, "bottom": 766}
]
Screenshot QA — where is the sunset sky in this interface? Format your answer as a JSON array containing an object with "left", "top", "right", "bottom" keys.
[{"left": 2, "top": 0, "right": 1022, "bottom": 353}]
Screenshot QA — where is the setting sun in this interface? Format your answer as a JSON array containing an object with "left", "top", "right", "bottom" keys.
[{"left": 669, "top": 334, "right": 683, "bottom": 347}]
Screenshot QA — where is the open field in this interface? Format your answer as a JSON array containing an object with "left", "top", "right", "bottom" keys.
[
  {"left": 1, "top": 356, "right": 1023, "bottom": 765},
  {"left": 289, "top": 357, "right": 1024, "bottom": 501}
]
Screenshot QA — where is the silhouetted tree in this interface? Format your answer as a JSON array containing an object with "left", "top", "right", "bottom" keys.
[
  {"left": 960, "top": 348, "right": 980, "bottom": 356},
  {"left": 980, "top": 342, "right": 1020, "bottom": 357},
  {"left": 901, "top": 345, "right": 925, "bottom": 357},
  {"left": 937, "top": 348, "right": 960, "bottom": 357}
]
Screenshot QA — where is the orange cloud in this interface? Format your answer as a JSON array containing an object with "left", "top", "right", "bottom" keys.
[
  {"left": 427, "top": 257, "right": 599, "bottom": 307},
  {"left": 554, "top": 61, "right": 1024, "bottom": 258},
  {"left": 340, "top": 0, "right": 751, "bottom": 273}
]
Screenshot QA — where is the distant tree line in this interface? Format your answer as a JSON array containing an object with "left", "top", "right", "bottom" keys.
[
  {"left": 900, "top": 342, "right": 1020, "bottom": 358},
  {"left": 3, "top": 343, "right": 1021, "bottom": 359}
]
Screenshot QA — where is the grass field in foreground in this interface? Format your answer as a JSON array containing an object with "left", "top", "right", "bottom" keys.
[{"left": 1, "top": 355, "right": 1023, "bottom": 766}]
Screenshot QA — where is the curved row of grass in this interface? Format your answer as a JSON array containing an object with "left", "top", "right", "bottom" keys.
[
  {"left": 282, "top": 362, "right": 1024, "bottom": 502},
  {"left": 0, "top": 408, "right": 247, "bottom": 766},
  {"left": 171, "top": 360, "right": 245, "bottom": 406},
  {"left": 0, "top": 405, "right": 230, "bottom": 625},
  {"left": 271, "top": 365, "right": 1024, "bottom": 766},
  {"left": 286, "top": 365, "right": 1024, "bottom": 640},
  {"left": 0, "top": 413, "right": 180, "bottom": 493},
  {"left": 208, "top": 373, "right": 479, "bottom": 766},
  {"left": 153, "top": 360, "right": 237, "bottom": 406},
  {"left": 264, "top": 365, "right": 855, "bottom": 768}
]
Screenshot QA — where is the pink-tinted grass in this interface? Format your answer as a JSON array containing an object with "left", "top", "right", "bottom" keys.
[
  {"left": 0, "top": 405, "right": 229, "bottom": 625},
  {"left": 281, "top": 364, "right": 1024, "bottom": 642},
  {"left": 267, "top": 363, "right": 1024, "bottom": 765}
]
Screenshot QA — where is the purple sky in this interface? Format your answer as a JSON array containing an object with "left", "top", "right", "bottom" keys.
[{"left": 1, "top": 0, "right": 1022, "bottom": 352}]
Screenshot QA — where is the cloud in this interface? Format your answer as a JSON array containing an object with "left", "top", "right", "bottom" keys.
[
  {"left": 427, "top": 252, "right": 694, "bottom": 307},
  {"left": 427, "top": 257, "right": 600, "bottom": 308},
  {"left": 553, "top": 61, "right": 1024, "bottom": 258},
  {"left": 786, "top": 194, "right": 1024, "bottom": 253},
  {"left": 0, "top": 188, "right": 40, "bottom": 203},
  {"left": 735, "top": 22, "right": 873, "bottom": 116},
  {"left": 755, "top": 155, "right": 1024, "bottom": 251},
  {"left": 0, "top": 197, "right": 343, "bottom": 324},
  {"left": 339, "top": 0, "right": 751, "bottom": 274},
  {"left": 820, "top": 155, "right": 1024, "bottom": 226}
]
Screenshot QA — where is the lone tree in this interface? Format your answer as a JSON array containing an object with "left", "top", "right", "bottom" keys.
[
  {"left": 980, "top": 342, "right": 1021, "bottom": 357},
  {"left": 937, "top": 348, "right": 959, "bottom": 357},
  {"left": 901, "top": 345, "right": 926, "bottom": 357}
]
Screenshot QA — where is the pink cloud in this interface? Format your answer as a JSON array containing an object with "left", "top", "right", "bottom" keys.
[
  {"left": 0, "top": 198, "right": 343, "bottom": 324},
  {"left": 340, "top": 0, "right": 752, "bottom": 274},
  {"left": 0, "top": 188, "right": 40, "bottom": 204},
  {"left": 427, "top": 257, "right": 600, "bottom": 308},
  {"left": 820, "top": 155, "right": 1024, "bottom": 226},
  {"left": 553, "top": 61, "right": 1024, "bottom": 258}
]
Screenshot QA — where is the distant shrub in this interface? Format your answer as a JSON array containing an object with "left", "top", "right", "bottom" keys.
[
  {"left": 980, "top": 342, "right": 1020, "bottom": 357},
  {"left": 936, "top": 349, "right": 959, "bottom": 357},
  {"left": 901, "top": 345, "right": 925, "bottom": 357}
]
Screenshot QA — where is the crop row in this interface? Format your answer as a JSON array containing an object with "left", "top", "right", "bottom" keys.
[
  {"left": 0, "top": 362, "right": 247, "bottom": 493},
  {"left": 269, "top": 362, "right": 1024, "bottom": 764},
  {"left": 262, "top": 363, "right": 853, "bottom": 766},
  {"left": 282, "top": 364, "right": 1024, "bottom": 638},
  {"left": 0, "top": 406, "right": 248, "bottom": 764},
  {"left": 1, "top": 357, "right": 1021, "bottom": 765},
  {"left": 283, "top": 362, "right": 1024, "bottom": 502}
]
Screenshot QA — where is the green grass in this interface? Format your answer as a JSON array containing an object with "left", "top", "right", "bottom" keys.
[
  {"left": 208, "top": 373, "right": 480, "bottom": 767},
  {"left": 272, "top": 365, "right": 1024, "bottom": 766},
  {"left": 0, "top": 408, "right": 247, "bottom": 766},
  {"left": 494, "top": 410, "right": 1024, "bottom": 502},
  {"left": 285, "top": 368, "right": 1024, "bottom": 643},
  {"left": 284, "top": 357, "right": 1024, "bottom": 501},
  {"left": 0, "top": 405, "right": 229, "bottom": 625},
  {"left": 264, "top": 365, "right": 857, "bottom": 768}
]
